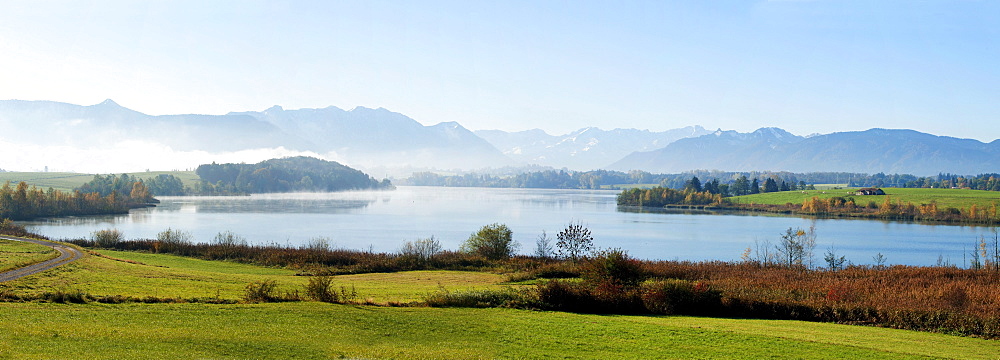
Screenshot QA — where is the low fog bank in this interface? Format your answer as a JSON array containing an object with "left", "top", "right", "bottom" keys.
[{"left": 0, "top": 140, "right": 338, "bottom": 174}]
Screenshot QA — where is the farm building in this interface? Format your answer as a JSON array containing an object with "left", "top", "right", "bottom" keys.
[{"left": 855, "top": 188, "right": 885, "bottom": 196}]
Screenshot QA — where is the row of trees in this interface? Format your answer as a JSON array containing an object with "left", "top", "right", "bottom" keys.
[
  {"left": 77, "top": 173, "right": 184, "bottom": 199},
  {"left": 684, "top": 176, "right": 812, "bottom": 197},
  {"left": 616, "top": 187, "right": 726, "bottom": 207},
  {"left": 897, "top": 173, "right": 1000, "bottom": 191},
  {"left": 0, "top": 181, "right": 140, "bottom": 220}
]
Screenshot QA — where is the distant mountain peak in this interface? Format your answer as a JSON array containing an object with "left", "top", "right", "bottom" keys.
[
  {"left": 264, "top": 105, "right": 284, "bottom": 113},
  {"left": 752, "top": 127, "right": 793, "bottom": 137},
  {"left": 95, "top": 99, "right": 120, "bottom": 107},
  {"left": 434, "top": 121, "right": 462, "bottom": 129}
]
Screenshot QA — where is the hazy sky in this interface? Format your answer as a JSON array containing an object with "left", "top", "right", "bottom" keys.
[{"left": 1, "top": 0, "right": 997, "bottom": 141}]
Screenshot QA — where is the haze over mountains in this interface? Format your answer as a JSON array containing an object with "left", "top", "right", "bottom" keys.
[
  {"left": 475, "top": 126, "right": 712, "bottom": 170},
  {"left": 0, "top": 99, "right": 996, "bottom": 176}
]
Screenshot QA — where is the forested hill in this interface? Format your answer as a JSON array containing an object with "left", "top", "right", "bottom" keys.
[{"left": 194, "top": 157, "right": 393, "bottom": 194}]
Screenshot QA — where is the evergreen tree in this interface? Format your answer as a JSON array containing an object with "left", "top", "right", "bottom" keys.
[
  {"left": 750, "top": 178, "right": 761, "bottom": 194},
  {"left": 733, "top": 176, "right": 750, "bottom": 196},
  {"left": 685, "top": 176, "right": 703, "bottom": 192},
  {"left": 763, "top": 178, "right": 779, "bottom": 193}
]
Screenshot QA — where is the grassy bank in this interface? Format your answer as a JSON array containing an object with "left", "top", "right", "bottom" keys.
[
  {"left": 731, "top": 187, "right": 1000, "bottom": 211},
  {"left": 0, "top": 171, "right": 199, "bottom": 192},
  {"left": 621, "top": 187, "right": 1000, "bottom": 224},
  {"left": 1, "top": 249, "right": 506, "bottom": 304},
  {"left": 2, "top": 302, "right": 998, "bottom": 359},
  {"left": 0, "top": 239, "right": 58, "bottom": 273}
]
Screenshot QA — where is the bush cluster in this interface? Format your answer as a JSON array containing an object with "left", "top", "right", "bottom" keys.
[{"left": 64, "top": 237, "right": 491, "bottom": 274}]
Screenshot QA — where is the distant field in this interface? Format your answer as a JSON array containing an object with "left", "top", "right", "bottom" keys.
[
  {"left": 0, "top": 171, "right": 199, "bottom": 191},
  {"left": 731, "top": 187, "right": 1000, "bottom": 210}
]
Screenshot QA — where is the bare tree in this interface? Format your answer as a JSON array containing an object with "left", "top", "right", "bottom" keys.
[
  {"left": 534, "top": 231, "right": 554, "bottom": 258},
  {"left": 400, "top": 236, "right": 443, "bottom": 262},
  {"left": 776, "top": 226, "right": 816, "bottom": 268},
  {"left": 556, "top": 221, "right": 594, "bottom": 261}
]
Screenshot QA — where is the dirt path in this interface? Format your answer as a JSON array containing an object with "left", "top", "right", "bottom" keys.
[{"left": 0, "top": 236, "right": 84, "bottom": 282}]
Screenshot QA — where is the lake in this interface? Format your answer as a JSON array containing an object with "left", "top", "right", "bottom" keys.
[{"left": 22, "top": 186, "right": 998, "bottom": 266}]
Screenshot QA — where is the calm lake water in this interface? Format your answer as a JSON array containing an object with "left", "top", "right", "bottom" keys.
[{"left": 22, "top": 186, "right": 998, "bottom": 266}]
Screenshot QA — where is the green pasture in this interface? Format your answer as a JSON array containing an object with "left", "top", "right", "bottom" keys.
[
  {"left": 1, "top": 302, "right": 997, "bottom": 359},
  {"left": 0, "top": 171, "right": 199, "bottom": 192},
  {"left": 731, "top": 187, "right": 1000, "bottom": 210},
  {"left": 0, "top": 250, "right": 508, "bottom": 303},
  {"left": 0, "top": 239, "right": 57, "bottom": 273}
]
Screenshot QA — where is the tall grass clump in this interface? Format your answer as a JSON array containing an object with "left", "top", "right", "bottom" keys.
[
  {"left": 300, "top": 275, "right": 358, "bottom": 304},
  {"left": 398, "top": 236, "right": 442, "bottom": 268},
  {"left": 242, "top": 280, "right": 301, "bottom": 303},
  {"left": 92, "top": 229, "right": 123, "bottom": 248},
  {"left": 154, "top": 228, "right": 192, "bottom": 253}
]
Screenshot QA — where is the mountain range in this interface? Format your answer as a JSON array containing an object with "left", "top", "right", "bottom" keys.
[
  {"left": 0, "top": 99, "right": 996, "bottom": 176},
  {"left": 609, "top": 128, "right": 1000, "bottom": 175}
]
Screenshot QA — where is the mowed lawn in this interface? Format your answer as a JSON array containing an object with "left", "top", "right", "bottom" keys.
[
  {"left": 731, "top": 187, "right": 1000, "bottom": 210},
  {"left": 0, "top": 239, "right": 57, "bottom": 273}
]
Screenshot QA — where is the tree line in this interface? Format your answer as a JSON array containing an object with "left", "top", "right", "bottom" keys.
[
  {"left": 193, "top": 156, "right": 392, "bottom": 195},
  {"left": 0, "top": 181, "right": 146, "bottom": 220},
  {"left": 617, "top": 175, "right": 808, "bottom": 206},
  {"left": 78, "top": 173, "right": 185, "bottom": 198},
  {"left": 405, "top": 169, "right": 1000, "bottom": 192},
  {"left": 616, "top": 186, "right": 726, "bottom": 207},
  {"left": 896, "top": 173, "right": 1000, "bottom": 191}
]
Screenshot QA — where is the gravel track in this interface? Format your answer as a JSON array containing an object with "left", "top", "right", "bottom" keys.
[{"left": 0, "top": 235, "right": 83, "bottom": 282}]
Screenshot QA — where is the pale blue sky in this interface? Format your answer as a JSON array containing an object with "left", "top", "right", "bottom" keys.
[{"left": 1, "top": 0, "right": 997, "bottom": 141}]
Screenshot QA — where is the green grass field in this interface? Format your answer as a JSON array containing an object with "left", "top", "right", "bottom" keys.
[
  {"left": 0, "top": 171, "right": 200, "bottom": 192},
  {"left": 0, "top": 239, "right": 57, "bottom": 273},
  {"left": 2, "top": 302, "right": 998, "bottom": 359},
  {"left": 731, "top": 187, "right": 1000, "bottom": 210},
  {"left": 3, "top": 248, "right": 999, "bottom": 358},
  {"left": 0, "top": 250, "right": 508, "bottom": 303}
]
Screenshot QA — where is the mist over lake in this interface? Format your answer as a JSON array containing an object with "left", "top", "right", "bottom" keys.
[{"left": 22, "top": 186, "right": 996, "bottom": 266}]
